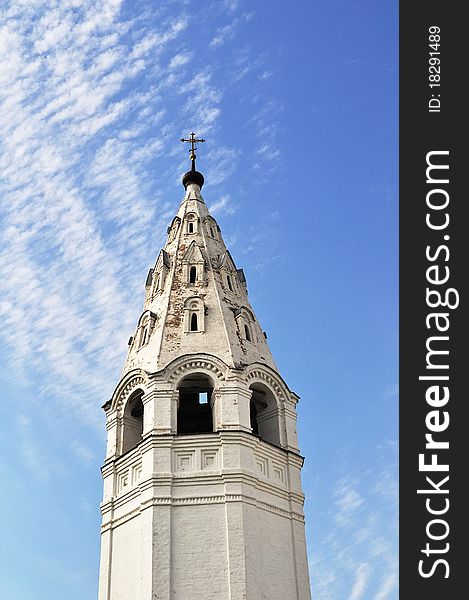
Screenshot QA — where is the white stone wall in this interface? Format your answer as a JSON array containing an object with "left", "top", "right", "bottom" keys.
[
  {"left": 109, "top": 518, "right": 141, "bottom": 600},
  {"left": 99, "top": 429, "right": 311, "bottom": 600},
  {"left": 171, "top": 504, "right": 229, "bottom": 599}
]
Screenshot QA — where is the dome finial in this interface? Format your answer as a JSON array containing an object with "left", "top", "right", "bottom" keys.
[{"left": 180, "top": 132, "right": 206, "bottom": 183}]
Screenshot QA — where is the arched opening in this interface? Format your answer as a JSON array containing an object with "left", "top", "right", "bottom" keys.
[
  {"left": 250, "top": 401, "right": 259, "bottom": 436},
  {"left": 210, "top": 226, "right": 215, "bottom": 237},
  {"left": 227, "top": 275, "right": 233, "bottom": 291},
  {"left": 188, "top": 222, "right": 194, "bottom": 233},
  {"left": 122, "top": 390, "right": 144, "bottom": 453},
  {"left": 249, "top": 383, "right": 280, "bottom": 446},
  {"left": 177, "top": 374, "right": 214, "bottom": 434},
  {"left": 184, "top": 297, "right": 204, "bottom": 333},
  {"left": 244, "top": 324, "right": 251, "bottom": 341},
  {"left": 189, "top": 266, "right": 197, "bottom": 284}
]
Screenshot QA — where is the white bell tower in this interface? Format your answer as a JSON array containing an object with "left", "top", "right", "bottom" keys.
[{"left": 98, "top": 135, "right": 311, "bottom": 600}]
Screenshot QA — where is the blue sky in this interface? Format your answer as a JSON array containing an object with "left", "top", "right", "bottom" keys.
[{"left": 0, "top": 1, "right": 397, "bottom": 598}]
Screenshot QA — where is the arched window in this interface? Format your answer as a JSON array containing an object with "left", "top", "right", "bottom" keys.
[
  {"left": 167, "top": 217, "right": 181, "bottom": 243},
  {"left": 235, "top": 306, "right": 255, "bottom": 344},
  {"left": 186, "top": 213, "right": 197, "bottom": 234},
  {"left": 184, "top": 297, "right": 205, "bottom": 333},
  {"left": 177, "top": 374, "right": 214, "bottom": 434},
  {"left": 189, "top": 266, "right": 197, "bottom": 284},
  {"left": 227, "top": 275, "right": 233, "bottom": 291},
  {"left": 204, "top": 217, "right": 218, "bottom": 239},
  {"left": 137, "top": 311, "right": 157, "bottom": 349},
  {"left": 122, "top": 390, "right": 144, "bottom": 453},
  {"left": 249, "top": 383, "right": 280, "bottom": 446}
]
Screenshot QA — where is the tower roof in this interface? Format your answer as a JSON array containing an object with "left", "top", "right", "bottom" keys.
[{"left": 121, "top": 136, "right": 277, "bottom": 377}]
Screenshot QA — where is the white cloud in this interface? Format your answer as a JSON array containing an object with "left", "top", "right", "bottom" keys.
[
  {"left": 0, "top": 1, "right": 194, "bottom": 434},
  {"left": 209, "top": 194, "right": 236, "bottom": 216},
  {"left": 169, "top": 51, "right": 193, "bottom": 70},
  {"left": 348, "top": 563, "right": 372, "bottom": 600},
  {"left": 210, "top": 21, "right": 238, "bottom": 47},
  {"left": 374, "top": 572, "right": 398, "bottom": 600},
  {"left": 385, "top": 383, "right": 399, "bottom": 398},
  {"left": 209, "top": 12, "right": 252, "bottom": 48},
  {"left": 334, "top": 478, "right": 364, "bottom": 526},
  {"left": 310, "top": 460, "right": 398, "bottom": 600}
]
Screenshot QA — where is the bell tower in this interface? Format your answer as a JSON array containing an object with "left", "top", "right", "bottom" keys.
[{"left": 98, "top": 135, "right": 311, "bottom": 600}]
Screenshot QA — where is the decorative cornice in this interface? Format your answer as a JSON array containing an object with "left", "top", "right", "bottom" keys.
[
  {"left": 165, "top": 353, "right": 228, "bottom": 384},
  {"left": 245, "top": 364, "right": 290, "bottom": 404},
  {"left": 112, "top": 371, "right": 149, "bottom": 414},
  {"left": 101, "top": 492, "right": 305, "bottom": 532}
]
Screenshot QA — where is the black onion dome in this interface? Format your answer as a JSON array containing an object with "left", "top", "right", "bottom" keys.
[{"left": 182, "top": 163, "right": 205, "bottom": 189}]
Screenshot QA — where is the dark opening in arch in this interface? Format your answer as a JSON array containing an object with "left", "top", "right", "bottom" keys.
[
  {"left": 188, "top": 222, "right": 194, "bottom": 233},
  {"left": 189, "top": 266, "right": 197, "bottom": 284},
  {"left": 244, "top": 324, "right": 251, "bottom": 341},
  {"left": 177, "top": 374, "right": 214, "bottom": 434},
  {"left": 250, "top": 401, "right": 259, "bottom": 436},
  {"left": 190, "top": 312, "right": 198, "bottom": 331},
  {"left": 122, "top": 390, "right": 144, "bottom": 453},
  {"left": 249, "top": 383, "right": 280, "bottom": 446},
  {"left": 227, "top": 275, "right": 233, "bottom": 291}
]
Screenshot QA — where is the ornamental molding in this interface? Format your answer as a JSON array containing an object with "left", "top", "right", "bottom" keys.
[
  {"left": 164, "top": 353, "right": 228, "bottom": 385},
  {"left": 111, "top": 369, "right": 150, "bottom": 414},
  {"left": 245, "top": 364, "right": 290, "bottom": 404}
]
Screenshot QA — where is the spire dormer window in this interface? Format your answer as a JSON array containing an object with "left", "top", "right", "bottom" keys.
[
  {"left": 182, "top": 241, "right": 205, "bottom": 287},
  {"left": 204, "top": 216, "right": 219, "bottom": 240},
  {"left": 235, "top": 306, "right": 256, "bottom": 344},
  {"left": 189, "top": 266, "right": 197, "bottom": 285},
  {"left": 167, "top": 216, "right": 181, "bottom": 243},
  {"left": 227, "top": 274, "right": 233, "bottom": 292},
  {"left": 184, "top": 297, "right": 205, "bottom": 333},
  {"left": 135, "top": 311, "right": 157, "bottom": 349},
  {"left": 151, "top": 250, "right": 170, "bottom": 298},
  {"left": 186, "top": 213, "right": 198, "bottom": 234}
]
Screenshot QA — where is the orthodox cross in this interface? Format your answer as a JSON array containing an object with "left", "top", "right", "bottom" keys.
[{"left": 180, "top": 132, "right": 206, "bottom": 162}]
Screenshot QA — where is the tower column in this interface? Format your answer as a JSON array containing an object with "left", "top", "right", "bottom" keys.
[
  {"left": 105, "top": 415, "right": 118, "bottom": 459},
  {"left": 143, "top": 384, "right": 174, "bottom": 436},
  {"left": 218, "top": 380, "right": 253, "bottom": 432}
]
